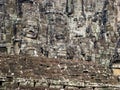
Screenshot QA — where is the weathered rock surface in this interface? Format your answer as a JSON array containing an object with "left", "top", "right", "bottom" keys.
[
  {"left": 0, "top": 0, "right": 120, "bottom": 65},
  {"left": 0, "top": 0, "right": 120, "bottom": 89},
  {"left": 0, "top": 54, "right": 119, "bottom": 89}
]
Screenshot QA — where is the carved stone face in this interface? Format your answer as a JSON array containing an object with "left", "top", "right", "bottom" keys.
[
  {"left": 78, "top": 16, "right": 85, "bottom": 27},
  {"left": 23, "top": 20, "right": 38, "bottom": 39},
  {"left": 20, "top": 20, "right": 39, "bottom": 56}
]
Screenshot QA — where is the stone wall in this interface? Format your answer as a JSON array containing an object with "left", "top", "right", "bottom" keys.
[
  {"left": 0, "top": 0, "right": 119, "bottom": 66},
  {"left": 0, "top": 54, "right": 119, "bottom": 90}
]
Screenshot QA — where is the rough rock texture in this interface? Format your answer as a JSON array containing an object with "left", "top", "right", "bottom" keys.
[
  {"left": 0, "top": 0, "right": 119, "bottom": 65},
  {"left": 0, "top": 0, "right": 120, "bottom": 89},
  {"left": 0, "top": 0, "right": 120, "bottom": 66},
  {"left": 0, "top": 54, "right": 119, "bottom": 90}
]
